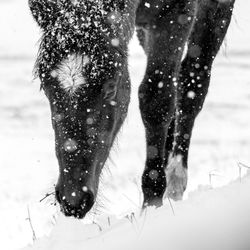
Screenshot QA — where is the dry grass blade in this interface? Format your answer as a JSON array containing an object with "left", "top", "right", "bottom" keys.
[
  {"left": 168, "top": 197, "right": 175, "bottom": 216},
  {"left": 39, "top": 192, "right": 55, "bottom": 203},
  {"left": 26, "top": 206, "right": 37, "bottom": 242},
  {"left": 237, "top": 162, "right": 250, "bottom": 182}
]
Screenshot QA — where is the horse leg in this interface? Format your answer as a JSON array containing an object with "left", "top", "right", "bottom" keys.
[
  {"left": 165, "top": 0, "right": 235, "bottom": 200},
  {"left": 136, "top": 0, "right": 197, "bottom": 207}
]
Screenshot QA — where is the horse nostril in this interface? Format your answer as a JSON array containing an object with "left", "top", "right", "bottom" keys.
[{"left": 80, "top": 189, "right": 95, "bottom": 214}]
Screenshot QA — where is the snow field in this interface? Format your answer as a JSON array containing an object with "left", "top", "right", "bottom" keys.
[{"left": 0, "top": 0, "right": 250, "bottom": 249}]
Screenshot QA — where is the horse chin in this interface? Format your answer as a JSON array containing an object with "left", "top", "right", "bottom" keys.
[
  {"left": 61, "top": 206, "right": 88, "bottom": 219},
  {"left": 59, "top": 199, "right": 94, "bottom": 219}
]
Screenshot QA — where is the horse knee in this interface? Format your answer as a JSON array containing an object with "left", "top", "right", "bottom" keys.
[
  {"left": 179, "top": 90, "right": 207, "bottom": 119},
  {"left": 138, "top": 80, "right": 175, "bottom": 127},
  {"left": 178, "top": 57, "right": 211, "bottom": 118}
]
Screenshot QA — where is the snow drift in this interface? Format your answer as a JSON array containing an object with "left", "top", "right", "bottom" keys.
[{"left": 23, "top": 172, "right": 250, "bottom": 250}]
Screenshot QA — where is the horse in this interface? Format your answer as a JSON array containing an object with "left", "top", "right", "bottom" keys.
[{"left": 29, "top": 0, "right": 235, "bottom": 218}]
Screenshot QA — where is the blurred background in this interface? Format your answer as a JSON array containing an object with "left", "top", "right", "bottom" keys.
[{"left": 0, "top": 1, "right": 250, "bottom": 249}]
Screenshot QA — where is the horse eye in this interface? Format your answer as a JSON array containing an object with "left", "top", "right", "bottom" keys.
[{"left": 103, "top": 81, "right": 117, "bottom": 100}]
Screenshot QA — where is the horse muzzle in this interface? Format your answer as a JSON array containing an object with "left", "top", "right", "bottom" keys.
[{"left": 55, "top": 183, "right": 95, "bottom": 219}]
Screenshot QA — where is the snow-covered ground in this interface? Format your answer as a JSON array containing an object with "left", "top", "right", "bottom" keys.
[
  {"left": 1, "top": 1, "right": 250, "bottom": 250},
  {"left": 23, "top": 173, "right": 250, "bottom": 250}
]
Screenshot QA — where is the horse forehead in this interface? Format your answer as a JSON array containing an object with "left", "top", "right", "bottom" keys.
[
  {"left": 35, "top": 0, "right": 125, "bottom": 78},
  {"left": 54, "top": 0, "right": 120, "bottom": 27}
]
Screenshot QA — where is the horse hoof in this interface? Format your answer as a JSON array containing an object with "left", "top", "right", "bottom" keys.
[
  {"left": 165, "top": 187, "right": 184, "bottom": 201},
  {"left": 142, "top": 198, "right": 163, "bottom": 209},
  {"left": 164, "top": 154, "right": 187, "bottom": 201}
]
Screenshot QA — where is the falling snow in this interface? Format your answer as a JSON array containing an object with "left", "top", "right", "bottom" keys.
[
  {"left": 1, "top": 0, "right": 250, "bottom": 250},
  {"left": 64, "top": 139, "right": 78, "bottom": 153}
]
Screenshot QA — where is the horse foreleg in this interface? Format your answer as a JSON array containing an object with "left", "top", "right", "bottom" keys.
[
  {"left": 137, "top": 0, "right": 197, "bottom": 207},
  {"left": 165, "top": 0, "right": 235, "bottom": 201}
]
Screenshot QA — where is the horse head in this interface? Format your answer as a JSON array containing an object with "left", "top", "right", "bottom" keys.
[{"left": 29, "top": 0, "right": 138, "bottom": 218}]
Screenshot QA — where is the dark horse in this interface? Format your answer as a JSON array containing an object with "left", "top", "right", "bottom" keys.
[{"left": 29, "top": 0, "right": 235, "bottom": 218}]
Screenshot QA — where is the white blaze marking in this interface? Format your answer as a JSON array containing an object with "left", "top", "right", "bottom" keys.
[{"left": 54, "top": 54, "right": 88, "bottom": 95}]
